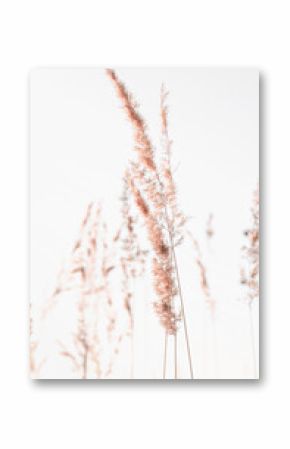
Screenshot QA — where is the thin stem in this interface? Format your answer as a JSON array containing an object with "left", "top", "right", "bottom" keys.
[
  {"left": 158, "top": 181, "right": 193, "bottom": 379},
  {"left": 83, "top": 348, "right": 88, "bottom": 379},
  {"left": 162, "top": 194, "right": 193, "bottom": 378},
  {"left": 130, "top": 279, "right": 136, "bottom": 378},
  {"left": 174, "top": 333, "right": 177, "bottom": 379},
  {"left": 130, "top": 333, "right": 134, "bottom": 379},
  {"left": 210, "top": 312, "right": 219, "bottom": 378},
  {"left": 159, "top": 122, "right": 193, "bottom": 379},
  {"left": 129, "top": 298, "right": 134, "bottom": 379},
  {"left": 248, "top": 303, "right": 257, "bottom": 378},
  {"left": 163, "top": 331, "right": 168, "bottom": 379},
  {"left": 172, "top": 247, "right": 194, "bottom": 379},
  {"left": 158, "top": 193, "right": 178, "bottom": 379}
]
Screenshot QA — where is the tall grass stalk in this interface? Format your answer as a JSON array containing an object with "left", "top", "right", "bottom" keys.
[{"left": 107, "top": 69, "right": 193, "bottom": 378}]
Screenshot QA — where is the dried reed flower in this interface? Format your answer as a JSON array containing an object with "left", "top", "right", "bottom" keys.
[
  {"left": 160, "top": 85, "right": 187, "bottom": 246},
  {"left": 56, "top": 203, "right": 103, "bottom": 378},
  {"left": 107, "top": 70, "right": 194, "bottom": 378},
  {"left": 188, "top": 234, "right": 215, "bottom": 315},
  {"left": 129, "top": 175, "right": 177, "bottom": 333},
  {"left": 58, "top": 301, "right": 97, "bottom": 380},
  {"left": 106, "top": 69, "right": 156, "bottom": 172},
  {"left": 97, "top": 220, "right": 131, "bottom": 378},
  {"left": 118, "top": 175, "right": 149, "bottom": 377},
  {"left": 240, "top": 187, "right": 259, "bottom": 305},
  {"left": 206, "top": 213, "right": 214, "bottom": 240},
  {"left": 42, "top": 203, "right": 102, "bottom": 319},
  {"left": 240, "top": 186, "right": 259, "bottom": 378},
  {"left": 107, "top": 69, "right": 178, "bottom": 335},
  {"left": 101, "top": 222, "right": 117, "bottom": 340},
  {"left": 152, "top": 258, "right": 178, "bottom": 334},
  {"left": 44, "top": 202, "right": 124, "bottom": 378},
  {"left": 29, "top": 303, "right": 45, "bottom": 376},
  {"left": 127, "top": 175, "right": 149, "bottom": 217},
  {"left": 120, "top": 175, "right": 147, "bottom": 325}
]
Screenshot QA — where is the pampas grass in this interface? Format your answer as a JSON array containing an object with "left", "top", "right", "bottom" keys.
[
  {"left": 30, "top": 69, "right": 258, "bottom": 380},
  {"left": 120, "top": 174, "right": 147, "bottom": 377},
  {"left": 57, "top": 203, "right": 102, "bottom": 378},
  {"left": 188, "top": 231, "right": 219, "bottom": 377},
  {"left": 50, "top": 203, "right": 120, "bottom": 378},
  {"left": 107, "top": 69, "right": 193, "bottom": 378},
  {"left": 240, "top": 185, "right": 259, "bottom": 377}
]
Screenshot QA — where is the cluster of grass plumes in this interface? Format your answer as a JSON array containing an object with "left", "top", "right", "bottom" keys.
[
  {"left": 121, "top": 173, "right": 161, "bottom": 377},
  {"left": 120, "top": 174, "right": 147, "bottom": 324},
  {"left": 106, "top": 69, "right": 156, "bottom": 172},
  {"left": 240, "top": 186, "right": 259, "bottom": 305},
  {"left": 107, "top": 69, "right": 179, "bottom": 336},
  {"left": 56, "top": 203, "right": 102, "bottom": 378},
  {"left": 32, "top": 71, "right": 259, "bottom": 380},
  {"left": 107, "top": 69, "right": 194, "bottom": 378},
  {"left": 160, "top": 85, "right": 187, "bottom": 247},
  {"left": 45, "top": 203, "right": 124, "bottom": 379},
  {"left": 41, "top": 203, "right": 101, "bottom": 318},
  {"left": 240, "top": 186, "right": 259, "bottom": 378}
]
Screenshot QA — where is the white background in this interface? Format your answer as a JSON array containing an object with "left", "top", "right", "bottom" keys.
[{"left": 0, "top": 0, "right": 287, "bottom": 447}]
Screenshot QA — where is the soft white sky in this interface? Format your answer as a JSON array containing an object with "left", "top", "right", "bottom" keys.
[{"left": 30, "top": 68, "right": 259, "bottom": 379}]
